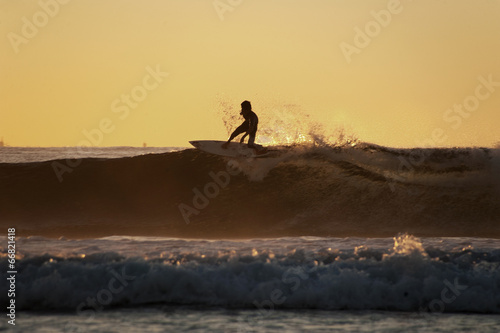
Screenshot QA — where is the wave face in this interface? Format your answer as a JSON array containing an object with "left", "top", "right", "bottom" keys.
[
  {"left": 2, "top": 235, "right": 500, "bottom": 313},
  {"left": 1, "top": 143, "right": 499, "bottom": 238}
]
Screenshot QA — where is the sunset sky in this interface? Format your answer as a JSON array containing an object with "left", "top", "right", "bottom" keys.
[{"left": 1, "top": 0, "right": 499, "bottom": 148}]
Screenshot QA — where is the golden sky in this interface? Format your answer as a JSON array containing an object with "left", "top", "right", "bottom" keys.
[{"left": 1, "top": 0, "right": 499, "bottom": 148}]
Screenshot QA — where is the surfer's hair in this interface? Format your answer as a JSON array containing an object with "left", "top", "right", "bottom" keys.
[{"left": 241, "top": 100, "right": 251, "bottom": 110}]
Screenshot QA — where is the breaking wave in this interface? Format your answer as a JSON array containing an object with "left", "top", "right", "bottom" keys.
[
  {"left": 2, "top": 234, "right": 499, "bottom": 313},
  {"left": 0, "top": 143, "right": 499, "bottom": 238}
]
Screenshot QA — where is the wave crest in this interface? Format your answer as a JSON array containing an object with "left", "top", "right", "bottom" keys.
[{"left": 1, "top": 144, "right": 499, "bottom": 238}]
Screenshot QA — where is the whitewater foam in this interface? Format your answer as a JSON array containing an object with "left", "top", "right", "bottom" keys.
[{"left": 2, "top": 235, "right": 499, "bottom": 313}]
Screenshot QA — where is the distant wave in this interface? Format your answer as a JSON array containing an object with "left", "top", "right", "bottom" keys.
[{"left": 1, "top": 143, "right": 499, "bottom": 238}]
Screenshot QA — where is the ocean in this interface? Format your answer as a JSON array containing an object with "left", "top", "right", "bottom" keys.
[{"left": 1, "top": 145, "right": 499, "bottom": 332}]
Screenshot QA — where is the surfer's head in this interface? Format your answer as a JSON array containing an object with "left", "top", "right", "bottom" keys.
[{"left": 240, "top": 100, "right": 252, "bottom": 114}]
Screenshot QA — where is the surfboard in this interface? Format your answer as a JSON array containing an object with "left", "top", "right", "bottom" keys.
[{"left": 189, "top": 140, "right": 273, "bottom": 158}]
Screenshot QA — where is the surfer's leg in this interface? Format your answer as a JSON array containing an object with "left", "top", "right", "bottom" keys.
[
  {"left": 240, "top": 133, "right": 248, "bottom": 143},
  {"left": 247, "top": 133, "right": 256, "bottom": 148},
  {"left": 223, "top": 123, "right": 250, "bottom": 149},
  {"left": 247, "top": 126, "right": 258, "bottom": 149},
  {"left": 228, "top": 123, "right": 249, "bottom": 142}
]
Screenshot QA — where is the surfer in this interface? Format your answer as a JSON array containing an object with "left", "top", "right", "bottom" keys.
[{"left": 222, "top": 100, "right": 259, "bottom": 149}]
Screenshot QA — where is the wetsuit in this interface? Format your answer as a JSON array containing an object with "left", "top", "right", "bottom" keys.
[{"left": 228, "top": 110, "right": 259, "bottom": 148}]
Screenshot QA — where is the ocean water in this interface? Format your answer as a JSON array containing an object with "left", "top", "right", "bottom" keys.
[
  {"left": 0, "top": 146, "right": 183, "bottom": 164},
  {"left": 1, "top": 145, "right": 499, "bottom": 332},
  {"left": 1, "top": 235, "right": 500, "bottom": 332},
  {"left": 9, "top": 308, "right": 500, "bottom": 332}
]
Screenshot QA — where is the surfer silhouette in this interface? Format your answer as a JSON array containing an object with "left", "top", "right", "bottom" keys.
[{"left": 222, "top": 100, "right": 259, "bottom": 150}]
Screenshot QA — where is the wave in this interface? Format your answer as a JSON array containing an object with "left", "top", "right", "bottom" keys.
[
  {"left": 2, "top": 234, "right": 499, "bottom": 313},
  {"left": 1, "top": 143, "right": 499, "bottom": 238}
]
